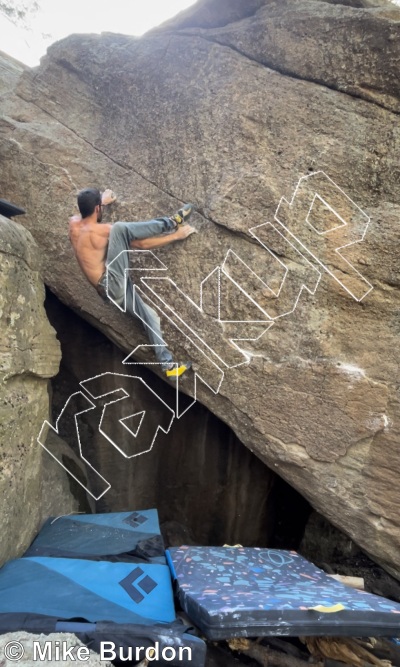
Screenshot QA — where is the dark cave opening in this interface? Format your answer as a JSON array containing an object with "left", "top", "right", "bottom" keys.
[{"left": 44, "top": 288, "right": 313, "bottom": 551}]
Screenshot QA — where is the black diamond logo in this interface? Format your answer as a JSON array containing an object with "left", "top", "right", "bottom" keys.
[
  {"left": 119, "top": 566, "right": 158, "bottom": 604},
  {"left": 123, "top": 512, "right": 148, "bottom": 528},
  {"left": 138, "top": 575, "right": 157, "bottom": 595}
]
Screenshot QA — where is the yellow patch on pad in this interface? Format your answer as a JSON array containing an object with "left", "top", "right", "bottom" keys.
[{"left": 309, "top": 603, "right": 346, "bottom": 613}]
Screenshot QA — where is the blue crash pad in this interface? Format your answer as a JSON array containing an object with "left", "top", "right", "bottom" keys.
[
  {"left": 0, "top": 557, "right": 175, "bottom": 624},
  {"left": 24, "top": 509, "right": 165, "bottom": 563},
  {"left": 0, "top": 556, "right": 207, "bottom": 666},
  {"left": 168, "top": 546, "right": 400, "bottom": 639}
]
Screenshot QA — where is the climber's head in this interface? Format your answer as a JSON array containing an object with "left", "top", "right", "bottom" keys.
[{"left": 77, "top": 187, "right": 102, "bottom": 221}]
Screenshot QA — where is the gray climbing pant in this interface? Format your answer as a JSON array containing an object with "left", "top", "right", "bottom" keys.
[{"left": 97, "top": 218, "right": 176, "bottom": 365}]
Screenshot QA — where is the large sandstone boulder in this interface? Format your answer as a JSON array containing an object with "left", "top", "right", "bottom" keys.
[
  {"left": 0, "top": 0, "right": 399, "bottom": 577},
  {"left": 0, "top": 217, "right": 60, "bottom": 565}
]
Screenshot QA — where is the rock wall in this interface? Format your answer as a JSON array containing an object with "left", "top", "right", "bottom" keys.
[
  {"left": 0, "top": 0, "right": 399, "bottom": 576},
  {"left": 40, "top": 431, "right": 94, "bottom": 519},
  {"left": 0, "top": 217, "right": 60, "bottom": 565}
]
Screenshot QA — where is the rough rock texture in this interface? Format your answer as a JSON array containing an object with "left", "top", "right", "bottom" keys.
[
  {"left": 0, "top": 632, "right": 111, "bottom": 666},
  {"left": 40, "top": 431, "right": 94, "bottom": 520},
  {"left": 0, "top": 0, "right": 399, "bottom": 576},
  {"left": 0, "top": 217, "right": 60, "bottom": 566}
]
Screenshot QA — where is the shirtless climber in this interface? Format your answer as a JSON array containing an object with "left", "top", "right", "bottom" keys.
[{"left": 69, "top": 187, "right": 196, "bottom": 379}]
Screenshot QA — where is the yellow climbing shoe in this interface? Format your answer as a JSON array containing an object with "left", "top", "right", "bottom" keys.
[{"left": 163, "top": 361, "right": 192, "bottom": 379}]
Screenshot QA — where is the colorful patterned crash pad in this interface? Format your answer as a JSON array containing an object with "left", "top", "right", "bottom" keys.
[{"left": 167, "top": 546, "right": 400, "bottom": 639}]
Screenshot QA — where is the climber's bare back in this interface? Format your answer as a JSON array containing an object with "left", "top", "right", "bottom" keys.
[{"left": 69, "top": 216, "right": 112, "bottom": 286}]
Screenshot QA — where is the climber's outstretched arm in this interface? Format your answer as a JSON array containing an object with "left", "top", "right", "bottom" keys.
[{"left": 131, "top": 224, "right": 196, "bottom": 250}]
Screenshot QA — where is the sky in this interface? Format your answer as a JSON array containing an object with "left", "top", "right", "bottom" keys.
[{"left": 0, "top": 0, "right": 197, "bottom": 67}]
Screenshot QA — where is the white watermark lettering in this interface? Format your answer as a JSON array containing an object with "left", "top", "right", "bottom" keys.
[
  {"left": 0, "top": 639, "right": 192, "bottom": 663},
  {"left": 100, "top": 641, "right": 192, "bottom": 662},
  {"left": 32, "top": 640, "right": 90, "bottom": 661}
]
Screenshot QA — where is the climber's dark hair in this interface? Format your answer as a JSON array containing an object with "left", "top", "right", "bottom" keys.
[{"left": 77, "top": 188, "right": 102, "bottom": 218}]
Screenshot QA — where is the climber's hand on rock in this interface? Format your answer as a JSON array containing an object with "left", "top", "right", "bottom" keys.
[
  {"left": 101, "top": 189, "right": 117, "bottom": 206},
  {"left": 176, "top": 224, "right": 197, "bottom": 240}
]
